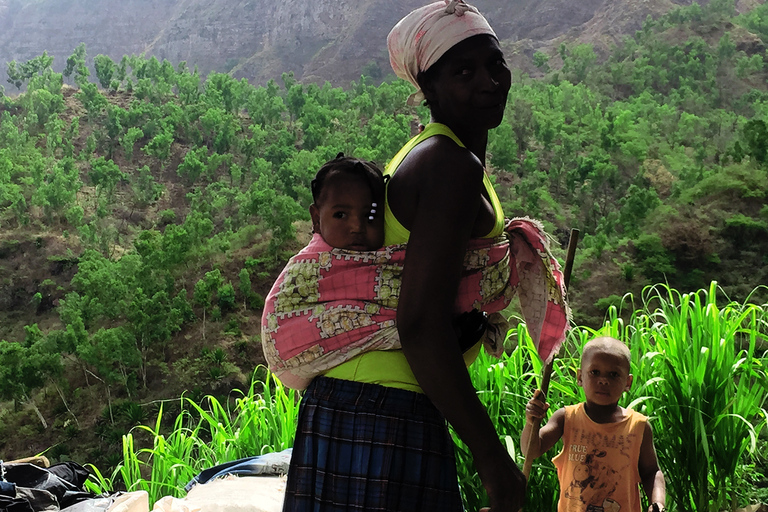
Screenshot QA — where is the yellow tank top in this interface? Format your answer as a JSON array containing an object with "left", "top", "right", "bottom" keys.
[{"left": 323, "top": 123, "right": 505, "bottom": 392}]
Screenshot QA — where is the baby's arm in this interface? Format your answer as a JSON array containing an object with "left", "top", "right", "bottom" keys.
[
  {"left": 520, "top": 389, "right": 565, "bottom": 459},
  {"left": 638, "top": 420, "right": 666, "bottom": 512}
]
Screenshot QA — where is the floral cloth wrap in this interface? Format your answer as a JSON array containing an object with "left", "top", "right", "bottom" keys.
[{"left": 261, "top": 218, "right": 570, "bottom": 389}]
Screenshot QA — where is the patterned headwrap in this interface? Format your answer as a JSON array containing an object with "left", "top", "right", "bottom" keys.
[{"left": 387, "top": 0, "right": 497, "bottom": 106}]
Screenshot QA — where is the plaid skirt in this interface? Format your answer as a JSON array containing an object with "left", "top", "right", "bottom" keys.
[{"left": 283, "top": 376, "right": 464, "bottom": 512}]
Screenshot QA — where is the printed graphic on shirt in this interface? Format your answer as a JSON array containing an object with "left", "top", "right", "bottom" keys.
[{"left": 562, "top": 426, "right": 640, "bottom": 511}]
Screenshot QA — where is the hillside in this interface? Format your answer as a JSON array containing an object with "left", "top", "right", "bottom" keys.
[
  {"left": 0, "top": 0, "right": 767, "bottom": 479},
  {"left": 1, "top": 0, "right": 760, "bottom": 88}
]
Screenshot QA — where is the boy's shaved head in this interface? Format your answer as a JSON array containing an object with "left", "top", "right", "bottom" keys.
[{"left": 581, "top": 336, "right": 631, "bottom": 372}]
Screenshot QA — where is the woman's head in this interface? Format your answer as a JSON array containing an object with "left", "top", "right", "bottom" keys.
[
  {"left": 387, "top": 0, "right": 507, "bottom": 106},
  {"left": 419, "top": 34, "right": 510, "bottom": 132},
  {"left": 310, "top": 154, "right": 386, "bottom": 251}
]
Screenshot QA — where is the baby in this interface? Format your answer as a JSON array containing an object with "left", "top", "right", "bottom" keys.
[
  {"left": 308, "top": 152, "right": 487, "bottom": 350},
  {"left": 309, "top": 153, "right": 386, "bottom": 251}
]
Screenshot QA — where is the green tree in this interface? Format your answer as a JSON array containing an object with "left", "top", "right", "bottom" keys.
[
  {"left": 618, "top": 185, "right": 661, "bottom": 236},
  {"left": 743, "top": 119, "right": 768, "bottom": 165},
  {"left": 562, "top": 44, "right": 597, "bottom": 84},
  {"left": 122, "top": 126, "right": 144, "bottom": 161},
  {"left": 176, "top": 63, "right": 201, "bottom": 105},
  {"left": 238, "top": 268, "right": 252, "bottom": 310},
  {"left": 735, "top": 53, "right": 764, "bottom": 78},
  {"left": 204, "top": 72, "right": 248, "bottom": 113},
  {"left": 716, "top": 33, "right": 736, "bottom": 61},
  {"left": 285, "top": 83, "right": 306, "bottom": 120},
  {"left": 63, "top": 43, "right": 90, "bottom": 86},
  {"left": 634, "top": 233, "right": 676, "bottom": 283},
  {"left": 76, "top": 82, "right": 108, "bottom": 119},
  {"left": 160, "top": 224, "right": 193, "bottom": 267},
  {"left": 32, "top": 157, "right": 82, "bottom": 223},
  {"left": 177, "top": 146, "right": 208, "bottom": 185},
  {"left": 94, "top": 54, "right": 117, "bottom": 89},
  {"left": 0, "top": 337, "right": 60, "bottom": 427},
  {"left": 142, "top": 129, "right": 174, "bottom": 167},
  {"left": 361, "top": 61, "right": 383, "bottom": 81},
  {"left": 361, "top": 113, "right": 411, "bottom": 164},
  {"left": 218, "top": 282, "right": 236, "bottom": 313},
  {"left": 509, "top": 98, "right": 536, "bottom": 166},
  {"left": 102, "top": 105, "right": 125, "bottom": 158},
  {"left": 249, "top": 174, "right": 303, "bottom": 255},
  {"left": 532, "top": 51, "right": 550, "bottom": 72},
  {"left": 89, "top": 156, "right": 126, "bottom": 203},
  {"left": 6, "top": 52, "right": 54, "bottom": 89},
  {"left": 193, "top": 272, "right": 219, "bottom": 340},
  {"left": 76, "top": 327, "right": 140, "bottom": 396},
  {"left": 132, "top": 165, "right": 164, "bottom": 206},
  {"left": 126, "top": 289, "right": 184, "bottom": 389},
  {"left": 247, "top": 83, "right": 286, "bottom": 126}
]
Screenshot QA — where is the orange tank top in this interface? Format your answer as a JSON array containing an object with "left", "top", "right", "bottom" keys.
[{"left": 552, "top": 403, "right": 646, "bottom": 512}]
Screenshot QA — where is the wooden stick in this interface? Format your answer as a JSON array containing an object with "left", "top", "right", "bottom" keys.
[{"left": 521, "top": 228, "right": 579, "bottom": 480}]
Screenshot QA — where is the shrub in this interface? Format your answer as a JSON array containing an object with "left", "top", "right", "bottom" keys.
[
  {"left": 594, "top": 294, "right": 623, "bottom": 311},
  {"left": 634, "top": 233, "right": 676, "bottom": 282},
  {"left": 218, "top": 283, "right": 236, "bottom": 313}
]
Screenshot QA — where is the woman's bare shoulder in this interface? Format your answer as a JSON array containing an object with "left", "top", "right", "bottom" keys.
[
  {"left": 387, "top": 134, "right": 486, "bottom": 231},
  {"left": 397, "top": 135, "right": 484, "bottom": 184}
]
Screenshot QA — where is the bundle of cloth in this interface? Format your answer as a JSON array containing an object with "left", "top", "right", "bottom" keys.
[{"left": 261, "top": 218, "right": 570, "bottom": 390}]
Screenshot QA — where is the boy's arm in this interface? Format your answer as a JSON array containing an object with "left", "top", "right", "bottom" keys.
[
  {"left": 520, "top": 390, "right": 565, "bottom": 459},
  {"left": 638, "top": 420, "right": 666, "bottom": 511}
]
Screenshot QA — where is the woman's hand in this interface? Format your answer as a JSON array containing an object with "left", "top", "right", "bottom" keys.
[{"left": 476, "top": 446, "right": 527, "bottom": 511}]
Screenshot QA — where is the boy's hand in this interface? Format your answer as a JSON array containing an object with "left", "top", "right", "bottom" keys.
[{"left": 525, "top": 389, "right": 549, "bottom": 423}]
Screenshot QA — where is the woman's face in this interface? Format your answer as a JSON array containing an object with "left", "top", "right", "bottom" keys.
[{"left": 421, "top": 35, "right": 511, "bottom": 133}]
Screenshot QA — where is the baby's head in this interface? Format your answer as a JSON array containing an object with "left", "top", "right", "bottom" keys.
[{"left": 309, "top": 153, "right": 386, "bottom": 251}]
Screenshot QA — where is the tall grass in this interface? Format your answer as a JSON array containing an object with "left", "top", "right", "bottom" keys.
[
  {"left": 455, "top": 282, "right": 767, "bottom": 511},
  {"left": 623, "top": 283, "right": 768, "bottom": 512},
  {"left": 87, "top": 283, "right": 767, "bottom": 511},
  {"left": 452, "top": 324, "right": 571, "bottom": 511},
  {"left": 85, "top": 371, "right": 299, "bottom": 506}
]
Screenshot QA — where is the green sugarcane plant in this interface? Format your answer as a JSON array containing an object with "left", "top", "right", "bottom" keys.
[
  {"left": 87, "top": 283, "right": 767, "bottom": 511},
  {"left": 86, "top": 370, "right": 299, "bottom": 506}
]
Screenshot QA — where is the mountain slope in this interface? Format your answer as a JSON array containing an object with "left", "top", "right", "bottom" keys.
[{"left": 1, "top": 0, "right": 756, "bottom": 88}]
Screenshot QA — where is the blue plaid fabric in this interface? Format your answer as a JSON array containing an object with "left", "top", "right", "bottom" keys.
[{"left": 283, "top": 376, "right": 464, "bottom": 512}]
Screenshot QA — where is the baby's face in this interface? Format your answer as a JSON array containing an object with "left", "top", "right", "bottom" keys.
[{"left": 310, "top": 175, "right": 384, "bottom": 251}]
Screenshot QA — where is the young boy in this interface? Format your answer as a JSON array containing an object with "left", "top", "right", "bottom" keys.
[{"left": 522, "top": 336, "right": 666, "bottom": 512}]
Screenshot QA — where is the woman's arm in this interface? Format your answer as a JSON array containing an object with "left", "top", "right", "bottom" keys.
[{"left": 394, "top": 138, "right": 525, "bottom": 511}]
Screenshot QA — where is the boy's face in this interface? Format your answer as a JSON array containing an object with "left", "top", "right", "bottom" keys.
[
  {"left": 577, "top": 350, "right": 633, "bottom": 407},
  {"left": 309, "top": 174, "right": 384, "bottom": 251}
]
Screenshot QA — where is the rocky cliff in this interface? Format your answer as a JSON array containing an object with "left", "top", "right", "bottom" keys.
[{"left": 0, "top": 0, "right": 757, "bottom": 88}]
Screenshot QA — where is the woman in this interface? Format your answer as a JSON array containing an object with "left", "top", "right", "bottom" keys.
[{"left": 282, "top": 1, "right": 527, "bottom": 510}]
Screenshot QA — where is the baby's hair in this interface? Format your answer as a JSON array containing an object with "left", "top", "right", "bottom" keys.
[
  {"left": 311, "top": 153, "right": 387, "bottom": 210},
  {"left": 581, "top": 336, "right": 631, "bottom": 372}
]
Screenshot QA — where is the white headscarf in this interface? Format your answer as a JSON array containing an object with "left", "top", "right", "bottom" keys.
[{"left": 387, "top": 0, "right": 497, "bottom": 106}]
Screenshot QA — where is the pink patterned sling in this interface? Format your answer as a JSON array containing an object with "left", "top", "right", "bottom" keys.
[{"left": 261, "top": 217, "right": 570, "bottom": 390}]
